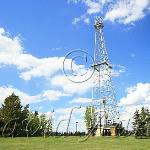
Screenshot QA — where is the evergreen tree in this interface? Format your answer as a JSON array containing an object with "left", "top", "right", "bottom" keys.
[
  {"left": 139, "top": 107, "right": 147, "bottom": 136},
  {"left": 0, "top": 93, "right": 31, "bottom": 137},
  {"left": 0, "top": 107, "right": 4, "bottom": 135},
  {"left": 0, "top": 93, "right": 53, "bottom": 137},
  {"left": 133, "top": 107, "right": 150, "bottom": 138},
  {"left": 2, "top": 93, "right": 22, "bottom": 121},
  {"left": 1, "top": 93, "right": 23, "bottom": 136},
  {"left": 133, "top": 109, "right": 140, "bottom": 137}
]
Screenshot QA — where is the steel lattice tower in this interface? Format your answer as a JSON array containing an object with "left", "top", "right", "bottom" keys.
[{"left": 92, "top": 17, "right": 119, "bottom": 131}]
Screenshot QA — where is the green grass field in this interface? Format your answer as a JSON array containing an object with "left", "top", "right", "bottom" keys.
[{"left": 0, "top": 136, "right": 150, "bottom": 150}]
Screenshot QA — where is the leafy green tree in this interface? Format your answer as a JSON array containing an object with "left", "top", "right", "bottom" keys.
[
  {"left": 26, "top": 112, "right": 53, "bottom": 137},
  {"left": 20, "top": 104, "right": 30, "bottom": 136},
  {"left": 84, "top": 106, "right": 96, "bottom": 133},
  {"left": 40, "top": 114, "right": 52, "bottom": 137},
  {"left": 26, "top": 111, "right": 41, "bottom": 136}
]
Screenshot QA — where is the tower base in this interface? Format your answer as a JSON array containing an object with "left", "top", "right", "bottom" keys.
[{"left": 95, "top": 126, "right": 117, "bottom": 136}]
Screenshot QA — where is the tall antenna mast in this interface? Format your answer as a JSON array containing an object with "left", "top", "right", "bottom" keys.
[{"left": 92, "top": 17, "right": 119, "bottom": 135}]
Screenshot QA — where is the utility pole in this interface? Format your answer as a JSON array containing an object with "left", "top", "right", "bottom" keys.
[{"left": 76, "top": 121, "right": 78, "bottom": 133}]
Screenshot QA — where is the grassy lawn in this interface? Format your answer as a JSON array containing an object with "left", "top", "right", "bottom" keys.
[{"left": 0, "top": 136, "right": 150, "bottom": 150}]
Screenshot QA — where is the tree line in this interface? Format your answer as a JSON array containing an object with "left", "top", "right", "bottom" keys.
[{"left": 0, "top": 93, "right": 149, "bottom": 138}]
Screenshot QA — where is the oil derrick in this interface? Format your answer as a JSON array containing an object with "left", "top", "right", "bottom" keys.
[{"left": 91, "top": 17, "right": 119, "bottom": 136}]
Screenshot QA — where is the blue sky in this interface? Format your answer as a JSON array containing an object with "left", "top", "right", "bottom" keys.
[{"left": 0, "top": 0, "right": 150, "bottom": 131}]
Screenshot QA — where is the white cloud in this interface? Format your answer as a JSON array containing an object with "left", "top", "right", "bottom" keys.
[
  {"left": 70, "top": 97, "right": 92, "bottom": 104},
  {"left": 0, "top": 27, "right": 97, "bottom": 82},
  {"left": 55, "top": 107, "right": 84, "bottom": 114},
  {"left": 51, "top": 64, "right": 125, "bottom": 95},
  {"left": 38, "top": 106, "right": 43, "bottom": 110},
  {"left": 68, "top": 0, "right": 107, "bottom": 14},
  {"left": 72, "top": 14, "right": 89, "bottom": 25},
  {"left": 51, "top": 74, "right": 93, "bottom": 95},
  {"left": 112, "top": 64, "right": 126, "bottom": 77},
  {"left": 84, "top": 0, "right": 102, "bottom": 14},
  {"left": 0, "top": 86, "right": 69, "bottom": 105},
  {"left": 0, "top": 86, "right": 41, "bottom": 105},
  {"left": 19, "top": 57, "right": 65, "bottom": 80},
  {"left": 0, "top": 27, "right": 64, "bottom": 80},
  {"left": 68, "top": 0, "right": 150, "bottom": 25},
  {"left": 0, "top": 27, "right": 85, "bottom": 81},
  {"left": 83, "top": 17, "right": 90, "bottom": 24},
  {"left": 117, "top": 83, "right": 150, "bottom": 129},
  {"left": 72, "top": 17, "right": 81, "bottom": 24},
  {"left": 105, "top": 0, "right": 150, "bottom": 24},
  {"left": 70, "top": 0, "right": 106, "bottom": 25},
  {"left": 0, "top": 28, "right": 23, "bottom": 66},
  {"left": 42, "top": 90, "right": 70, "bottom": 101},
  {"left": 67, "top": 0, "right": 81, "bottom": 4},
  {"left": 119, "top": 83, "right": 150, "bottom": 106}
]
